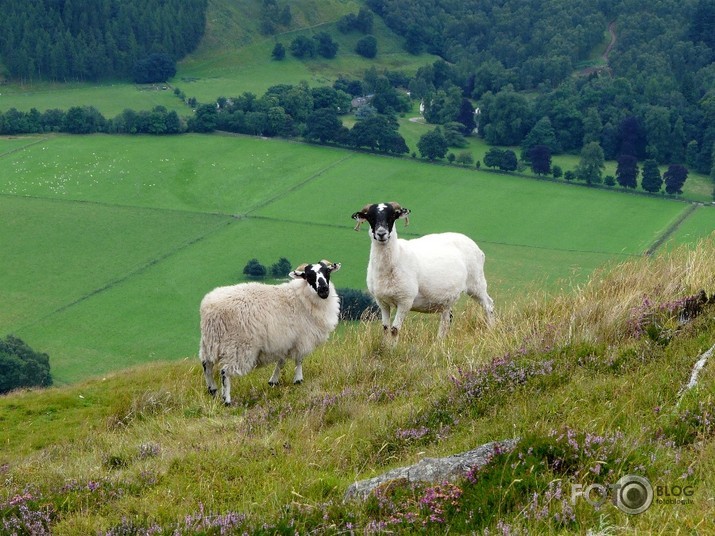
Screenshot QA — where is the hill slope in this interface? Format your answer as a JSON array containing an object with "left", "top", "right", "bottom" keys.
[{"left": 1, "top": 237, "right": 714, "bottom": 534}]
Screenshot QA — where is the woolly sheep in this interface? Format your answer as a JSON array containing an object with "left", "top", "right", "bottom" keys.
[
  {"left": 199, "top": 260, "right": 341, "bottom": 405},
  {"left": 352, "top": 202, "right": 493, "bottom": 342}
]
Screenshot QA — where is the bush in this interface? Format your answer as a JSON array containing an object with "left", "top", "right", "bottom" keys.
[
  {"left": 0, "top": 336, "right": 52, "bottom": 394},
  {"left": 355, "top": 35, "right": 377, "bottom": 58},
  {"left": 243, "top": 258, "right": 267, "bottom": 278},
  {"left": 338, "top": 288, "right": 378, "bottom": 321},
  {"left": 270, "top": 257, "right": 292, "bottom": 278}
]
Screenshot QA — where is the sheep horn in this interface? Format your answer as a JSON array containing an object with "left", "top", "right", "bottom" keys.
[{"left": 354, "top": 220, "right": 363, "bottom": 232}]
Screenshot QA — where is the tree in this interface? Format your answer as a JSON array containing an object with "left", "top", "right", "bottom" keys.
[
  {"left": 0, "top": 336, "right": 52, "bottom": 394},
  {"left": 271, "top": 42, "right": 286, "bottom": 60},
  {"left": 455, "top": 98, "right": 476, "bottom": 135},
  {"left": 417, "top": 127, "right": 448, "bottom": 160},
  {"left": 575, "top": 142, "right": 605, "bottom": 185},
  {"left": 305, "top": 108, "right": 346, "bottom": 143},
  {"left": 442, "top": 122, "right": 468, "bottom": 148},
  {"left": 132, "top": 53, "right": 177, "bottom": 84},
  {"left": 187, "top": 104, "right": 218, "bottom": 133},
  {"left": 356, "top": 8, "right": 374, "bottom": 33},
  {"left": 528, "top": 145, "right": 551, "bottom": 176},
  {"left": 290, "top": 36, "right": 315, "bottom": 58},
  {"left": 552, "top": 165, "right": 563, "bottom": 179},
  {"left": 617, "top": 116, "right": 647, "bottom": 159},
  {"left": 243, "top": 258, "right": 267, "bottom": 278},
  {"left": 521, "top": 116, "right": 559, "bottom": 158},
  {"left": 355, "top": 35, "right": 377, "bottom": 58},
  {"left": 481, "top": 89, "right": 532, "bottom": 146},
  {"left": 499, "top": 149, "right": 518, "bottom": 172},
  {"left": 483, "top": 147, "right": 504, "bottom": 169},
  {"left": 314, "top": 32, "right": 339, "bottom": 59},
  {"left": 455, "top": 151, "right": 474, "bottom": 166},
  {"left": 640, "top": 159, "right": 663, "bottom": 193},
  {"left": 270, "top": 257, "right": 292, "bottom": 278},
  {"left": 62, "top": 106, "right": 106, "bottom": 134},
  {"left": 664, "top": 164, "right": 688, "bottom": 195},
  {"left": 616, "top": 154, "right": 639, "bottom": 189},
  {"left": 350, "top": 115, "right": 408, "bottom": 154}
]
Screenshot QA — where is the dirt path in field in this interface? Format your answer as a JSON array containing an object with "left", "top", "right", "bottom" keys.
[{"left": 644, "top": 203, "right": 699, "bottom": 256}]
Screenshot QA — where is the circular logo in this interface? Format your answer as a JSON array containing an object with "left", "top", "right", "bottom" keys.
[{"left": 614, "top": 475, "right": 653, "bottom": 514}]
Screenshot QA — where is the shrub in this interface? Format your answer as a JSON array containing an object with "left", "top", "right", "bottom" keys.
[
  {"left": 338, "top": 288, "right": 378, "bottom": 321},
  {"left": 243, "top": 258, "right": 267, "bottom": 278},
  {"left": 355, "top": 35, "right": 377, "bottom": 58},
  {"left": 0, "top": 336, "right": 52, "bottom": 394}
]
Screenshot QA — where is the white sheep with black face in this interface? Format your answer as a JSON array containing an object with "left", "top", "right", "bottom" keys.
[
  {"left": 199, "top": 260, "right": 341, "bottom": 405},
  {"left": 352, "top": 202, "right": 493, "bottom": 343}
]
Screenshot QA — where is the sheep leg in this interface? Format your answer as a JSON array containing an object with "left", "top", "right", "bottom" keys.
[
  {"left": 292, "top": 355, "right": 304, "bottom": 384},
  {"left": 201, "top": 359, "right": 218, "bottom": 397},
  {"left": 389, "top": 304, "right": 411, "bottom": 344},
  {"left": 469, "top": 283, "right": 495, "bottom": 326},
  {"left": 220, "top": 368, "right": 232, "bottom": 406},
  {"left": 438, "top": 308, "right": 452, "bottom": 338},
  {"left": 269, "top": 358, "right": 285, "bottom": 386},
  {"left": 377, "top": 300, "right": 392, "bottom": 333}
]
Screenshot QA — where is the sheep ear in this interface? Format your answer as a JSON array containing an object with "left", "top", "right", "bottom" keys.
[
  {"left": 352, "top": 205, "right": 369, "bottom": 231},
  {"left": 397, "top": 207, "right": 410, "bottom": 226},
  {"left": 289, "top": 264, "right": 308, "bottom": 279},
  {"left": 320, "top": 259, "right": 341, "bottom": 273}
]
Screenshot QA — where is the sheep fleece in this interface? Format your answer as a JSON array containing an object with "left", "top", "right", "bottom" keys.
[{"left": 199, "top": 280, "right": 340, "bottom": 377}]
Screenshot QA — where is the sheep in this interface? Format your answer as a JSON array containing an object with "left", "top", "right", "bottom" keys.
[
  {"left": 199, "top": 260, "right": 341, "bottom": 405},
  {"left": 351, "top": 202, "right": 493, "bottom": 342}
]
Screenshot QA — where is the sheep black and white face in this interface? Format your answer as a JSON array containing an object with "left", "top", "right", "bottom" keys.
[
  {"left": 352, "top": 202, "right": 410, "bottom": 243},
  {"left": 290, "top": 260, "right": 341, "bottom": 299}
]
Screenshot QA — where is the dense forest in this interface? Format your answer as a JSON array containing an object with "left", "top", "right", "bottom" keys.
[
  {"left": 1, "top": 0, "right": 714, "bottom": 177},
  {"left": 0, "top": 0, "right": 207, "bottom": 82},
  {"left": 366, "top": 0, "right": 715, "bottom": 174}
]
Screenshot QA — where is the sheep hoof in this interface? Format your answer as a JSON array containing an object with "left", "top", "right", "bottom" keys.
[
  {"left": 208, "top": 388, "right": 217, "bottom": 397},
  {"left": 268, "top": 380, "right": 279, "bottom": 387},
  {"left": 223, "top": 400, "right": 231, "bottom": 407},
  {"left": 293, "top": 379, "right": 303, "bottom": 385}
]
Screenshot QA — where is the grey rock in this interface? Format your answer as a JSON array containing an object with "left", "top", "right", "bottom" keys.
[{"left": 344, "top": 438, "right": 519, "bottom": 501}]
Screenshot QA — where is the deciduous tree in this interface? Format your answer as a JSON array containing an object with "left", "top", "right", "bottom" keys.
[
  {"left": 664, "top": 164, "right": 688, "bottom": 195},
  {"left": 576, "top": 142, "right": 605, "bottom": 185}
]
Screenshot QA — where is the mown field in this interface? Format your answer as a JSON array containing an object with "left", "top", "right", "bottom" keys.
[{"left": 2, "top": 133, "right": 714, "bottom": 385}]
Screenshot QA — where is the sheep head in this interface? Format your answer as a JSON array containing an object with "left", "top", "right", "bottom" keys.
[
  {"left": 351, "top": 202, "right": 411, "bottom": 242},
  {"left": 290, "top": 260, "right": 341, "bottom": 299}
]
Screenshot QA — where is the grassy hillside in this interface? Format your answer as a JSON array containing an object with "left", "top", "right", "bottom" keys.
[
  {"left": 3, "top": 133, "right": 714, "bottom": 384},
  {"left": 2, "top": 239, "right": 714, "bottom": 534},
  {"left": 0, "top": 0, "right": 436, "bottom": 115}
]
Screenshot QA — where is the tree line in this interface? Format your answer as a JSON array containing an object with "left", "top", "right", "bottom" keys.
[{"left": 0, "top": 0, "right": 207, "bottom": 82}]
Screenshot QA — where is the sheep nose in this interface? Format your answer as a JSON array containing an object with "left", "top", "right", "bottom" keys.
[{"left": 376, "top": 229, "right": 388, "bottom": 240}]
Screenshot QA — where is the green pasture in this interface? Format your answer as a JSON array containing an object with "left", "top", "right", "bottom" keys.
[
  {"left": 177, "top": 0, "right": 436, "bottom": 102},
  {"left": 2, "top": 133, "right": 714, "bottom": 384},
  {"left": 665, "top": 204, "right": 715, "bottom": 248},
  {"left": 0, "top": 82, "right": 188, "bottom": 117}
]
